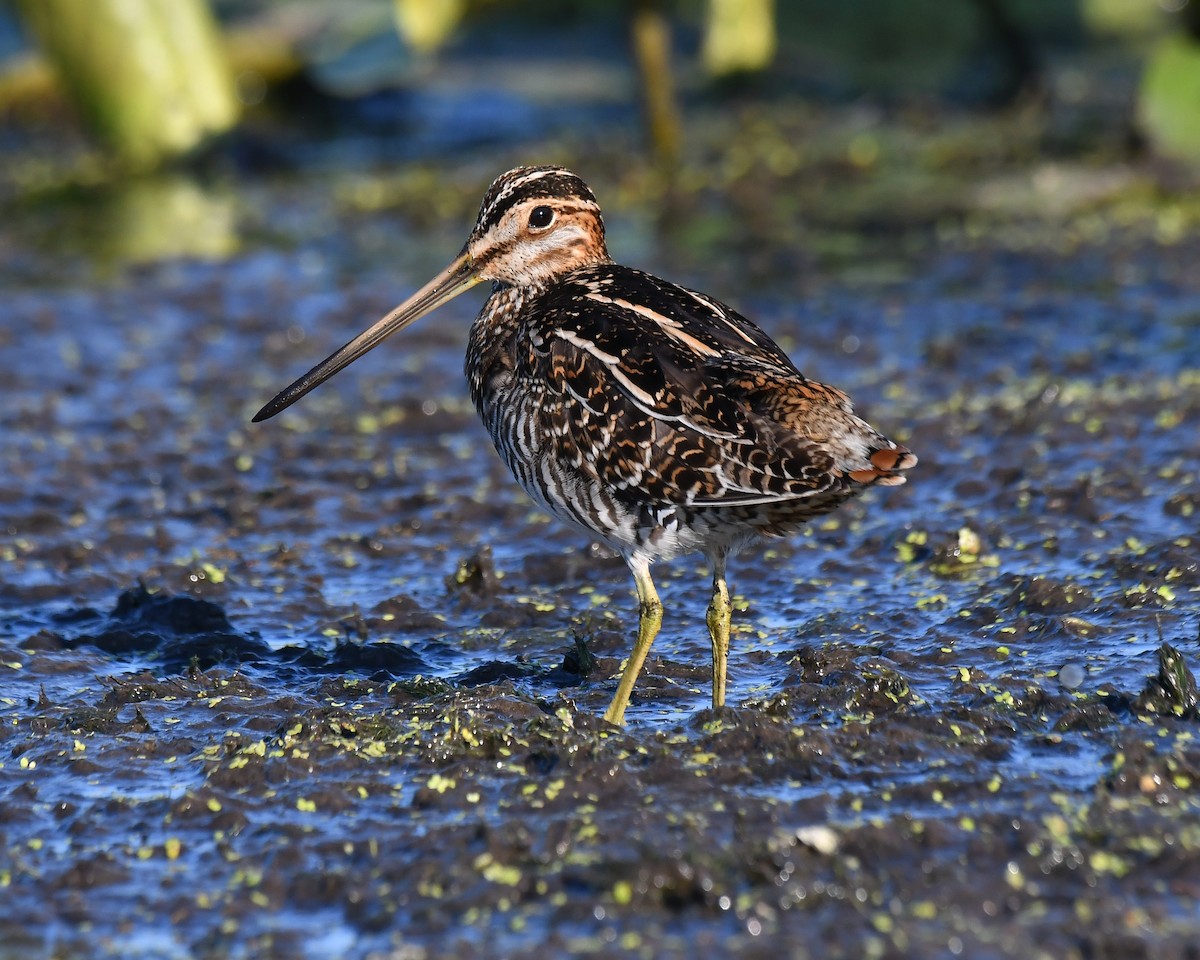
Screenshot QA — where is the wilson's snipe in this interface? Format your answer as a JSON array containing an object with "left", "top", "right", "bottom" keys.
[{"left": 254, "top": 166, "right": 916, "bottom": 725}]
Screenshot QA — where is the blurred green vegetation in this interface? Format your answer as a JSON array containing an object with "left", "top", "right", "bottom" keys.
[
  {"left": 1, "top": 0, "right": 1198, "bottom": 267},
  {"left": 14, "top": 0, "right": 238, "bottom": 167}
]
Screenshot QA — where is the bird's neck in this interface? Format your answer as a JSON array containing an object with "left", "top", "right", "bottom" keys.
[{"left": 490, "top": 255, "right": 610, "bottom": 296}]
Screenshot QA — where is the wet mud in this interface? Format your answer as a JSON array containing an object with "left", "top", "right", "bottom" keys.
[{"left": 3, "top": 148, "right": 1200, "bottom": 956}]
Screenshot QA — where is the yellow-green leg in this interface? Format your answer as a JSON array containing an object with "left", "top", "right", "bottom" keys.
[
  {"left": 705, "top": 552, "right": 731, "bottom": 709},
  {"left": 604, "top": 557, "right": 662, "bottom": 726}
]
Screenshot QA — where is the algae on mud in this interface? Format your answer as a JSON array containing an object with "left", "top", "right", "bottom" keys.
[{"left": 2, "top": 84, "right": 1200, "bottom": 960}]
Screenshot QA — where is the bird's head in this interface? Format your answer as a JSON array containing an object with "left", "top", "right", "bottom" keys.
[
  {"left": 252, "top": 166, "right": 608, "bottom": 422},
  {"left": 465, "top": 165, "right": 610, "bottom": 288}
]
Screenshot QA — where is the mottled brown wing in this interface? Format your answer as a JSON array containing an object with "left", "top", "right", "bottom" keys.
[{"left": 521, "top": 265, "right": 850, "bottom": 508}]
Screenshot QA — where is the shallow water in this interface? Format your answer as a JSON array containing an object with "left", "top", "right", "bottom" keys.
[{"left": 1, "top": 158, "right": 1199, "bottom": 958}]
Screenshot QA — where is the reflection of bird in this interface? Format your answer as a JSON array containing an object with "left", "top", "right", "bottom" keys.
[{"left": 254, "top": 166, "right": 916, "bottom": 725}]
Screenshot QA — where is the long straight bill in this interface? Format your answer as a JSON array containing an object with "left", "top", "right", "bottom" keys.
[{"left": 252, "top": 251, "right": 482, "bottom": 422}]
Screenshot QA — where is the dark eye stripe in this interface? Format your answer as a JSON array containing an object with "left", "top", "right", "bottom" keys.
[{"left": 476, "top": 167, "right": 598, "bottom": 233}]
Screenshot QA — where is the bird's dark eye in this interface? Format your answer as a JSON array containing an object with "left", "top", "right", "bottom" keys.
[{"left": 528, "top": 205, "right": 555, "bottom": 229}]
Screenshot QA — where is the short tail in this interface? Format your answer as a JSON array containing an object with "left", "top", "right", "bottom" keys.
[{"left": 848, "top": 443, "right": 917, "bottom": 487}]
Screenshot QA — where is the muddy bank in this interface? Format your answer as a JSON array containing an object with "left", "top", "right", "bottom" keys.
[{"left": 2, "top": 102, "right": 1200, "bottom": 954}]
